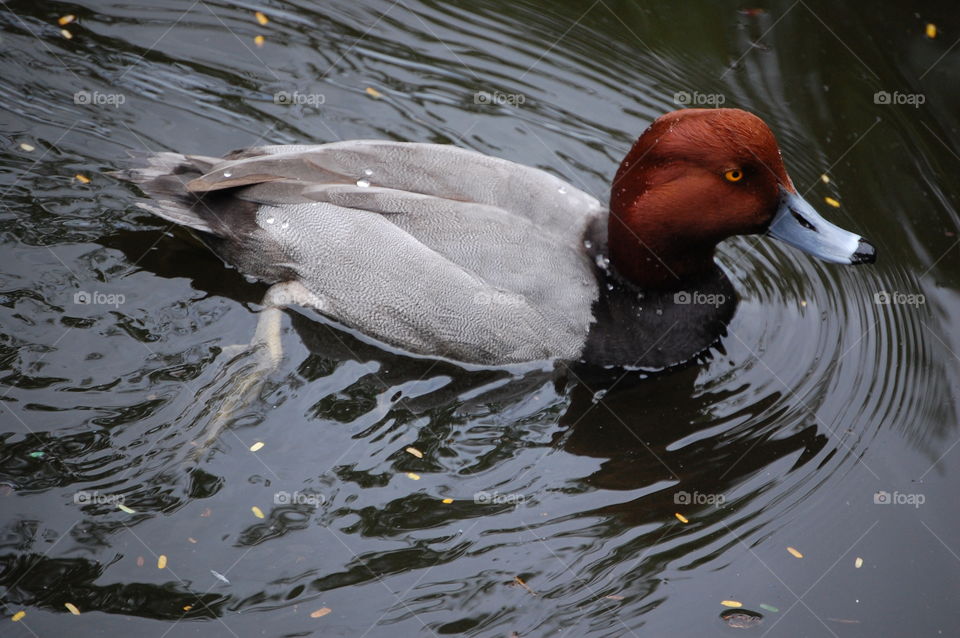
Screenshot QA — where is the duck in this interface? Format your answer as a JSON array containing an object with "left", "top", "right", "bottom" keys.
[{"left": 116, "top": 108, "right": 875, "bottom": 370}]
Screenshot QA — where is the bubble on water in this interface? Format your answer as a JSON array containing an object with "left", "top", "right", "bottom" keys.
[
  {"left": 280, "top": 221, "right": 289, "bottom": 230},
  {"left": 356, "top": 179, "right": 370, "bottom": 188},
  {"left": 558, "top": 186, "right": 567, "bottom": 194},
  {"left": 594, "top": 254, "right": 610, "bottom": 270},
  {"left": 363, "top": 168, "right": 373, "bottom": 176},
  {"left": 243, "top": 274, "right": 258, "bottom": 283},
  {"left": 583, "top": 240, "right": 593, "bottom": 249},
  {"left": 656, "top": 308, "right": 663, "bottom": 316},
  {"left": 223, "top": 171, "right": 232, "bottom": 178},
  {"left": 265, "top": 216, "right": 276, "bottom": 224}
]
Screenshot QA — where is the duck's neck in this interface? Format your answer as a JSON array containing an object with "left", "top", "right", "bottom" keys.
[{"left": 607, "top": 213, "right": 718, "bottom": 290}]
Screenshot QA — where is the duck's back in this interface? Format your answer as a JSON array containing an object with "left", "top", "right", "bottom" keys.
[{"left": 119, "top": 141, "right": 605, "bottom": 365}]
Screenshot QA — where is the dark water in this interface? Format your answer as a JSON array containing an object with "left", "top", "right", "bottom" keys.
[{"left": 2, "top": 1, "right": 959, "bottom": 636}]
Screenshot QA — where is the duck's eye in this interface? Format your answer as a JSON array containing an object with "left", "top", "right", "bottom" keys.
[{"left": 724, "top": 169, "right": 744, "bottom": 182}]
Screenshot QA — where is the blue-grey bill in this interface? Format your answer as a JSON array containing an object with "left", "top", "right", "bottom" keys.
[{"left": 767, "top": 188, "right": 876, "bottom": 264}]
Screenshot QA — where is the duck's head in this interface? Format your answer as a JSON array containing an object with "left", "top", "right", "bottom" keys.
[{"left": 608, "top": 108, "right": 875, "bottom": 289}]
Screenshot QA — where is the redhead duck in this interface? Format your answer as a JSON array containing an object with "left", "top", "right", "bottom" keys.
[{"left": 117, "top": 108, "right": 874, "bottom": 369}]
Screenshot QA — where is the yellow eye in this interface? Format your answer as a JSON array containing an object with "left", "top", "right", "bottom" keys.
[{"left": 724, "top": 169, "right": 744, "bottom": 182}]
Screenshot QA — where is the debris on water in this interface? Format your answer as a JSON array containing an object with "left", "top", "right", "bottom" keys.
[
  {"left": 64, "top": 602, "right": 81, "bottom": 615},
  {"left": 19, "top": 143, "right": 34, "bottom": 152},
  {"left": 675, "top": 512, "right": 689, "bottom": 523},
  {"left": 512, "top": 576, "right": 537, "bottom": 596},
  {"left": 310, "top": 607, "right": 332, "bottom": 618},
  {"left": 211, "top": 569, "right": 230, "bottom": 584},
  {"left": 118, "top": 503, "right": 136, "bottom": 514},
  {"left": 721, "top": 609, "right": 763, "bottom": 628},
  {"left": 252, "top": 506, "right": 265, "bottom": 518},
  {"left": 855, "top": 556, "right": 863, "bottom": 568},
  {"left": 406, "top": 472, "right": 420, "bottom": 480},
  {"left": 61, "top": 29, "right": 73, "bottom": 39},
  {"left": 136, "top": 556, "right": 144, "bottom": 567},
  {"left": 759, "top": 603, "right": 779, "bottom": 613},
  {"left": 365, "top": 87, "right": 383, "bottom": 99},
  {"left": 158, "top": 555, "right": 168, "bottom": 569},
  {"left": 826, "top": 617, "right": 862, "bottom": 624},
  {"left": 720, "top": 600, "right": 742, "bottom": 608},
  {"left": 29, "top": 451, "right": 44, "bottom": 458},
  {"left": 250, "top": 441, "right": 265, "bottom": 452},
  {"left": 605, "top": 594, "right": 625, "bottom": 601},
  {"left": 787, "top": 546, "right": 803, "bottom": 558},
  {"left": 820, "top": 173, "right": 830, "bottom": 184},
  {"left": 201, "top": 507, "right": 212, "bottom": 517},
  {"left": 405, "top": 446, "right": 423, "bottom": 458},
  {"left": 188, "top": 537, "right": 197, "bottom": 544}
]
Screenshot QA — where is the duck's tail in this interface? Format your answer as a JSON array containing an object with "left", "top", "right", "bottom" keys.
[{"left": 110, "top": 152, "right": 224, "bottom": 234}]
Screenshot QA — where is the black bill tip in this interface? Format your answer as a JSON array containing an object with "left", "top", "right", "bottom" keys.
[{"left": 851, "top": 238, "right": 877, "bottom": 265}]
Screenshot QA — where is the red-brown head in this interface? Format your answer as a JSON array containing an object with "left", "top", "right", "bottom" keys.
[{"left": 608, "top": 108, "right": 875, "bottom": 289}]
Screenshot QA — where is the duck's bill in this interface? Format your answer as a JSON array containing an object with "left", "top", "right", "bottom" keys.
[{"left": 766, "top": 187, "right": 876, "bottom": 265}]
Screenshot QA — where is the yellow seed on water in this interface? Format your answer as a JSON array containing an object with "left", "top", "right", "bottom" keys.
[
  {"left": 800, "top": 300, "right": 807, "bottom": 307},
  {"left": 12, "top": 611, "right": 25, "bottom": 622},
  {"left": 824, "top": 197, "right": 840, "bottom": 208},
  {"left": 58, "top": 15, "right": 76, "bottom": 26},
  {"left": 252, "top": 506, "right": 264, "bottom": 518},
  {"left": 787, "top": 546, "right": 803, "bottom": 558},
  {"left": 183, "top": 605, "right": 192, "bottom": 611},
  {"left": 441, "top": 498, "right": 453, "bottom": 504},
  {"left": 926, "top": 23, "right": 937, "bottom": 39},
  {"left": 255, "top": 11, "right": 269, "bottom": 25},
  {"left": 19, "top": 143, "right": 34, "bottom": 152},
  {"left": 855, "top": 557, "right": 863, "bottom": 568},
  {"left": 405, "top": 447, "right": 423, "bottom": 458},
  {"left": 254, "top": 35, "right": 265, "bottom": 47},
  {"left": 75, "top": 174, "right": 91, "bottom": 184},
  {"left": 65, "top": 602, "right": 80, "bottom": 615},
  {"left": 310, "top": 607, "right": 332, "bottom": 618},
  {"left": 365, "top": 87, "right": 383, "bottom": 99},
  {"left": 675, "top": 512, "right": 689, "bottom": 523},
  {"left": 157, "top": 555, "right": 167, "bottom": 569},
  {"left": 406, "top": 472, "right": 420, "bottom": 480},
  {"left": 61, "top": 29, "right": 73, "bottom": 39},
  {"left": 721, "top": 600, "right": 742, "bottom": 608},
  {"left": 249, "top": 441, "right": 264, "bottom": 452},
  {"left": 820, "top": 173, "right": 830, "bottom": 184}
]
